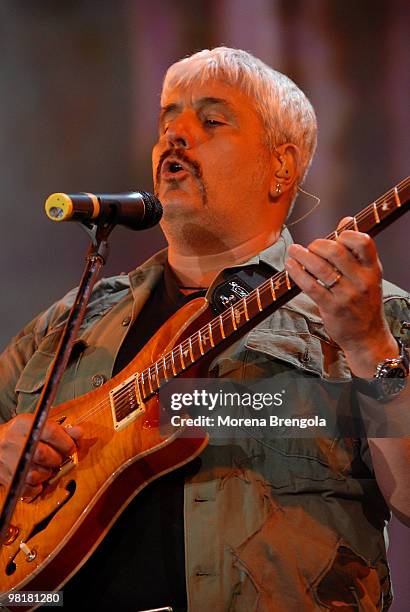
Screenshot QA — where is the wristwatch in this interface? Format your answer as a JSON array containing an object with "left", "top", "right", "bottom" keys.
[{"left": 353, "top": 338, "right": 409, "bottom": 401}]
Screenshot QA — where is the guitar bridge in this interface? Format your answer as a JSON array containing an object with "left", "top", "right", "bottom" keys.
[{"left": 109, "top": 373, "right": 145, "bottom": 431}]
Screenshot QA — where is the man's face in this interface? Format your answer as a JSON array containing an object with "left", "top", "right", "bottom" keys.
[{"left": 152, "top": 65, "right": 275, "bottom": 245}]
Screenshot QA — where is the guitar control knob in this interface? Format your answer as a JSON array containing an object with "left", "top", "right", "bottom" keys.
[{"left": 2, "top": 525, "right": 19, "bottom": 545}]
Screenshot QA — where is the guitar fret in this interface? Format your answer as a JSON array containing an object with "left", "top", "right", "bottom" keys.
[
  {"left": 208, "top": 322, "right": 215, "bottom": 348},
  {"left": 148, "top": 368, "right": 154, "bottom": 394},
  {"left": 145, "top": 368, "right": 152, "bottom": 393},
  {"left": 230, "top": 306, "right": 237, "bottom": 330},
  {"left": 373, "top": 202, "right": 380, "bottom": 224},
  {"left": 269, "top": 277, "right": 276, "bottom": 301},
  {"left": 179, "top": 344, "right": 186, "bottom": 370},
  {"left": 162, "top": 355, "right": 168, "bottom": 381},
  {"left": 135, "top": 374, "right": 143, "bottom": 402},
  {"left": 198, "top": 330, "right": 204, "bottom": 355},
  {"left": 256, "top": 287, "right": 262, "bottom": 311},
  {"left": 273, "top": 277, "right": 281, "bottom": 294},
  {"left": 171, "top": 350, "right": 177, "bottom": 376},
  {"left": 394, "top": 186, "right": 401, "bottom": 207},
  {"left": 243, "top": 297, "right": 249, "bottom": 321},
  {"left": 219, "top": 315, "right": 226, "bottom": 339},
  {"left": 129, "top": 178, "right": 408, "bottom": 405}
]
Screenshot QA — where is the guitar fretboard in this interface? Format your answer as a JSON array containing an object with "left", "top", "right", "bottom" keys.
[{"left": 110, "top": 177, "right": 410, "bottom": 422}]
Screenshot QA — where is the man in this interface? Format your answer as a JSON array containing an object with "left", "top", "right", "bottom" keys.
[{"left": 0, "top": 47, "right": 409, "bottom": 611}]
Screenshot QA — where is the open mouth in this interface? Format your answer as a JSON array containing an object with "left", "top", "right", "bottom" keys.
[
  {"left": 169, "top": 161, "right": 184, "bottom": 173},
  {"left": 161, "top": 158, "right": 190, "bottom": 180}
]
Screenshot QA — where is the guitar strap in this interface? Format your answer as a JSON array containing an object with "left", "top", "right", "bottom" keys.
[{"left": 210, "top": 261, "right": 276, "bottom": 314}]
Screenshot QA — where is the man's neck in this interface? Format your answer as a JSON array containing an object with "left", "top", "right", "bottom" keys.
[{"left": 168, "top": 229, "right": 281, "bottom": 288}]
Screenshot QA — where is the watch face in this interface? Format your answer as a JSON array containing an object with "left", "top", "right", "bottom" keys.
[
  {"left": 378, "top": 362, "right": 407, "bottom": 397},
  {"left": 379, "top": 377, "right": 406, "bottom": 397},
  {"left": 382, "top": 365, "right": 407, "bottom": 378}
]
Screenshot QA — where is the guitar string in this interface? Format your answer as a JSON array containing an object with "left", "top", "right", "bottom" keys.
[
  {"left": 72, "top": 276, "right": 294, "bottom": 426},
  {"left": 71, "top": 183, "right": 410, "bottom": 427},
  {"left": 69, "top": 181, "right": 410, "bottom": 426},
  {"left": 66, "top": 181, "right": 409, "bottom": 427},
  {"left": 147, "top": 175, "right": 410, "bottom": 373},
  {"left": 86, "top": 179, "right": 410, "bottom": 410}
]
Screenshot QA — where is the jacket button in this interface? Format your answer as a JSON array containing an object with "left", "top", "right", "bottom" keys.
[
  {"left": 91, "top": 374, "right": 106, "bottom": 388},
  {"left": 122, "top": 315, "right": 131, "bottom": 326}
]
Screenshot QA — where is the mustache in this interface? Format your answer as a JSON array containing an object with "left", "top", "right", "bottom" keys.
[{"left": 155, "top": 149, "right": 203, "bottom": 185}]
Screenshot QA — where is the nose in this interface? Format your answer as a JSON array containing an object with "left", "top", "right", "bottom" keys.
[
  {"left": 167, "top": 130, "right": 188, "bottom": 149},
  {"left": 165, "top": 111, "right": 199, "bottom": 149}
]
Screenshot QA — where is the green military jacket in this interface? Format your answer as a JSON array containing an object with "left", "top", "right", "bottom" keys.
[{"left": 1, "top": 228, "right": 409, "bottom": 611}]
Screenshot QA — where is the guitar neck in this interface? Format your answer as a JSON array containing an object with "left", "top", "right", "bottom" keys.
[{"left": 110, "top": 177, "right": 410, "bottom": 411}]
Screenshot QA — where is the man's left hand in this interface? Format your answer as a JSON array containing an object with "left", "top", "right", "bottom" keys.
[{"left": 285, "top": 217, "right": 398, "bottom": 377}]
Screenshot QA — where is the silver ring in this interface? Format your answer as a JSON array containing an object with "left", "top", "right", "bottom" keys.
[{"left": 317, "top": 272, "right": 342, "bottom": 290}]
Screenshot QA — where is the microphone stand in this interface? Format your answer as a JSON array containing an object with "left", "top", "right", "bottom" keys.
[{"left": 0, "top": 218, "right": 114, "bottom": 542}]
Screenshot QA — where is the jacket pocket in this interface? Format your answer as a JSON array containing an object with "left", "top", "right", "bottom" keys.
[
  {"left": 242, "top": 333, "right": 353, "bottom": 488},
  {"left": 14, "top": 330, "right": 84, "bottom": 413},
  {"left": 245, "top": 327, "right": 351, "bottom": 380}
]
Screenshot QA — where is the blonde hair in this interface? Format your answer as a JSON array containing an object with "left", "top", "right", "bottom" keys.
[{"left": 163, "top": 47, "right": 318, "bottom": 186}]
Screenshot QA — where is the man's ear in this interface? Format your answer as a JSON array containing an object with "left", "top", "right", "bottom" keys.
[{"left": 269, "top": 143, "right": 300, "bottom": 199}]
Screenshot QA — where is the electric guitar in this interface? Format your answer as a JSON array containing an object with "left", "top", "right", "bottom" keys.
[{"left": 0, "top": 177, "right": 409, "bottom": 610}]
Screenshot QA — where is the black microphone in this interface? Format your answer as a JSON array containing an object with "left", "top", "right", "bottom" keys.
[{"left": 45, "top": 191, "right": 162, "bottom": 230}]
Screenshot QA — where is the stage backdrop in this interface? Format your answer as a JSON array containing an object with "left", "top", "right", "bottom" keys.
[{"left": 0, "top": 1, "right": 408, "bottom": 609}]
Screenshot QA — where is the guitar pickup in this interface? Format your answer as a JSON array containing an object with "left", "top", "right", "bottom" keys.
[{"left": 109, "top": 373, "right": 145, "bottom": 431}]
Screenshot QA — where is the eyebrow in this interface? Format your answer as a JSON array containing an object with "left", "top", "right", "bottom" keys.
[{"left": 159, "top": 96, "right": 238, "bottom": 127}]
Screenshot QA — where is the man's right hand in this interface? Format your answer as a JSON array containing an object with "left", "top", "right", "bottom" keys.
[{"left": 0, "top": 414, "right": 83, "bottom": 498}]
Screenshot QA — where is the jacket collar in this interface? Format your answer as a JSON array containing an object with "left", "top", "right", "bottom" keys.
[{"left": 126, "top": 227, "right": 321, "bottom": 323}]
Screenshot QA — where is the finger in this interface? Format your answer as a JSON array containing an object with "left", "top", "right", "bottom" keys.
[
  {"left": 9, "top": 415, "right": 81, "bottom": 455},
  {"left": 334, "top": 215, "right": 378, "bottom": 266},
  {"left": 305, "top": 235, "right": 377, "bottom": 279},
  {"left": 63, "top": 424, "right": 83, "bottom": 443},
  {"left": 285, "top": 257, "right": 336, "bottom": 301},
  {"left": 33, "top": 441, "right": 63, "bottom": 469},
  {"left": 287, "top": 244, "right": 342, "bottom": 287},
  {"left": 41, "top": 421, "right": 79, "bottom": 456},
  {"left": 335, "top": 231, "right": 379, "bottom": 267},
  {"left": 336, "top": 216, "right": 354, "bottom": 232},
  {"left": 21, "top": 482, "right": 43, "bottom": 499},
  {"left": 26, "top": 464, "right": 53, "bottom": 486}
]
